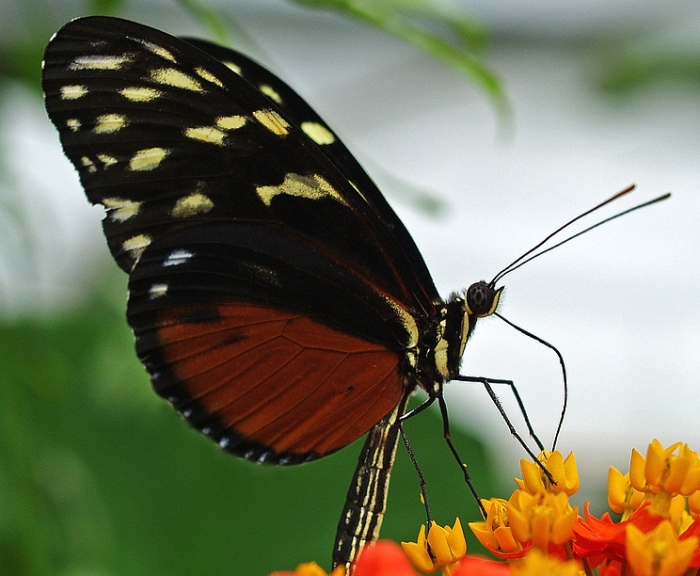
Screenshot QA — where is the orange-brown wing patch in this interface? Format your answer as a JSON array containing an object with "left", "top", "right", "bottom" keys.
[{"left": 151, "top": 303, "right": 405, "bottom": 462}]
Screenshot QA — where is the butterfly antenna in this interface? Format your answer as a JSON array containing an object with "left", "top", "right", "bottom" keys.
[
  {"left": 491, "top": 186, "right": 670, "bottom": 285},
  {"left": 487, "top": 186, "right": 669, "bottom": 455}
]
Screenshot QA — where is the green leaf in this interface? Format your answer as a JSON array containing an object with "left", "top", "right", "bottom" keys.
[
  {"left": 596, "top": 45, "right": 700, "bottom": 95},
  {"left": 0, "top": 41, "right": 45, "bottom": 90},
  {"left": 293, "top": 0, "right": 508, "bottom": 112},
  {"left": 174, "top": 0, "right": 231, "bottom": 45},
  {"left": 88, "top": 0, "right": 127, "bottom": 13}
]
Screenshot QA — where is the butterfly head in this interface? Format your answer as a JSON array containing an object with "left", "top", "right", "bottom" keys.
[
  {"left": 465, "top": 281, "right": 502, "bottom": 319},
  {"left": 436, "top": 282, "right": 502, "bottom": 381}
]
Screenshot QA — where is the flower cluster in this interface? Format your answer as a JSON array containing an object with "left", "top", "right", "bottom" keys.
[
  {"left": 573, "top": 440, "right": 700, "bottom": 575},
  {"left": 273, "top": 440, "right": 700, "bottom": 576},
  {"left": 467, "top": 440, "right": 700, "bottom": 575}
]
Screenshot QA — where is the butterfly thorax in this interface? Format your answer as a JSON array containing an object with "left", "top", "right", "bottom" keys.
[{"left": 409, "top": 281, "right": 502, "bottom": 395}]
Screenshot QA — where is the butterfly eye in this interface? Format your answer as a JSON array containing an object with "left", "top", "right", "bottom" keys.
[{"left": 465, "top": 281, "right": 500, "bottom": 317}]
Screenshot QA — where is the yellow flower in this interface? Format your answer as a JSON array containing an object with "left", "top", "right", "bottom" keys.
[
  {"left": 626, "top": 520, "right": 698, "bottom": 576},
  {"left": 507, "top": 490, "right": 578, "bottom": 549},
  {"left": 401, "top": 519, "right": 466, "bottom": 575},
  {"left": 688, "top": 489, "right": 700, "bottom": 517},
  {"left": 468, "top": 497, "right": 522, "bottom": 554},
  {"left": 517, "top": 451, "right": 579, "bottom": 496},
  {"left": 608, "top": 466, "right": 645, "bottom": 520},
  {"left": 630, "top": 440, "right": 700, "bottom": 497},
  {"left": 668, "top": 494, "right": 692, "bottom": 531},
  {"left": 509, "top": 548, "right": 581, "bottom": 576},
  {"left": 676, "top": 505, "right": 695, "bottom": 535}
]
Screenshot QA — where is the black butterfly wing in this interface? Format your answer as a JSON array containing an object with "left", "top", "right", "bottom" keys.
[
  {"left": 127, "top": 220, "right": 413, "bottom": 463},
  {"left": 42, "top": 16, "right": 440, "bottom": 311},
  {"left": 42, "top": 16, "right": 439, "bottom": 463},
  {"left": 181, "top": 36, "right": 439, "bottom": 308}
]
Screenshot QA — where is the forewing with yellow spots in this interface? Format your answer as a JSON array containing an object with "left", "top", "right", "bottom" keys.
[{"left": 41, "top": 16, "right": 441, "bottom": 464}]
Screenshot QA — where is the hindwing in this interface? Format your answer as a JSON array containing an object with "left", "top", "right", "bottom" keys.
[{"left": 128, "top": 222, "right": 414, "bottom": 462}]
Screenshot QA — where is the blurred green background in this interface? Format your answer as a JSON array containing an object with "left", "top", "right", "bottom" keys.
[
  {"left": 0, "top": 282, "right": 496, "bottom": 575},
  {"left": 1, "top": 0, "right": 698, "bottom": 575}
]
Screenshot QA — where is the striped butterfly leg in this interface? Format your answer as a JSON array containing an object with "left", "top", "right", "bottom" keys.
[{"left": 332, "top": 390, "right": 411, "bottom": 572}]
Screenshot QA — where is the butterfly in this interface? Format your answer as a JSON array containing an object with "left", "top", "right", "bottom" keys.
[{"left": 42, "top": 15, "right": 506, "bottom": 569}]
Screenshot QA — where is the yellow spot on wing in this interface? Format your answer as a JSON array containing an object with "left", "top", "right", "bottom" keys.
[
  {"left": 70, "top": 54, "right": 132, "bottom": 70},
  {"left": 102, "top": 197, "right": 142, "bottom": 222},
  {"left": 163, "top": 249, "right": 193, "bottom": 267},
  {"left": 253, "top": 109, "right": 289, "bottom": 136},
  {"left": 256, "top": 173, "right": 347, "bottom": 207},
  {"left": 96, "top": 154, "right": 118, "bottom": 168},
  {"left": 171, "top": 193, "right": 214, "bottom": 218},
  {"left": 129, "top": 148, "right": 169, "bottom": 171},
  {"left": 184, "top": 126, "right": 227, "bottom": 146},
  {"left": 216, "top": 115, "right": 246, "bottom": 130},
  {"left": 81, "top": 156, "right": 96, "bottom": 173},
  {"left": 141, "top": 41, "right": 177, "bottom": 62},
  {"left": 259, "top": 84, "right": 283, "bottom": 104},
  {"left": 149, "top": 283, "right": 169, "bottom": 299},
  {"left": 149, "top": 68, "right": 203, "bottom": 92},
  {"left": 122, "top": 234, "right": 151, "bottom": 261},
  {"left": 120, "top": 86, "right": 163, "bottom": 102},
  {"left": 61, "top": 85, "right": 87, "bottom": 100},
  {"left": 301, "top": 121, "right": 335, "bottom": 145},
  {"left": 349, "top": 180, "right": 368, "bottom": 203},
  {"left": 195, "top": 67, "right": 224, "bottom": 88},
  {"left": 94, "top": 113, "right": 128, "bottom": 134},
  {"left": 222, "top": 61, "right": 242, "bottom": 75},
  {"left": 66, "top": 118, "right": 81, "bottom": 132}
]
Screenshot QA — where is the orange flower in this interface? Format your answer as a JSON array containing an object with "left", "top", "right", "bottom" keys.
[
  {"left": 272, "top": 439, "right": 700, "bottom": 576},
  {"left": 270, "top": 562, "right": 345, "bottom": 576},
  {"left": 688, "top": 489, "right": 700, "bottom": 517},
  {"left": 353, "top": 541, "right": 417, "bottom": 576},
  {"left": 509, "top": 549, "right": 580, "bottom": 576},
  {"left": 573, "top": 502, "right": 662, "bottom": 565},
  {"left": 452, "top": 555, "right": 510, "bottom": 576}
]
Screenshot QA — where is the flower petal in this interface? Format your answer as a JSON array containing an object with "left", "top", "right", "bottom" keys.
[{"left": 355, "top": 541, "right": 417, "bottom": 576}]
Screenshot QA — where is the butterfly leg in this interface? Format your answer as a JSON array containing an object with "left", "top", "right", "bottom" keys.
[
  {"left": 453, "top": 375, "right": 555, "bottom": 484},
  {"left": 400, "top": 392, "right": 487, "bottom": 517},
  {"left": 456, "top": 375, "right": 545, "bottom": 450},
  {"left": 399, "top": 422, "right": 432, "bottom": 526},
  {"left": 405, "top": 375, "right": 557, "bottom": 508}
]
